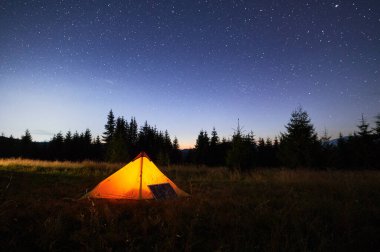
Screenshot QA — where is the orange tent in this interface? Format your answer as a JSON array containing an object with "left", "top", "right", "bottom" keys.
[{"left": 85, "top": 152, "right": 189, "bottom": 200}]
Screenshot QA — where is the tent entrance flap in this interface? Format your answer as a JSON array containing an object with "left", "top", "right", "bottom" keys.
[{"left": 148, "top": 183, "right": 177, "bottom": 199}]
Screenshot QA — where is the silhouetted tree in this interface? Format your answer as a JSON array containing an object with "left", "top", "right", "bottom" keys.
[
  {"left": 194, "top": 130, "right": 209, "bottom": 165},
  {"left": 128, "top": 117, "right": 138, "bottom": 148},
  {"left": 50, "top": 132, "right": 64, "bottom": 160},
  {"left": 373, "top": 114, "right": 380, "bottom": 137},
  {"left": 373, "top": 114, "right": 380, "bottom": 169},
  {"left": 93, "top": 135, "right": 103, "bottom": 161},
  {"left": 353, "top": 114, "right": 375, "bottom": 168},
  {"left": 20, "top": 129, "right": 33, "bottom": 158},
  {"left": 265, "top": 137, "right": 280, "bottom": 167},
  {"left": 157, "top": 130, "right": 172, "bottom": 165},
  {"left": 103, "top": 110, "right": 115, "bottom": 144},
  {"left": 82, "top": 128, "right": 92, "bottom": 159},
  {"left": 226, "top": 122, "right": 256, "bottom": 170},
  {"left": 170, "top": 137, "right": 182, "bottom": 163},
  {"left": 209, "top": 127, "right": 221, "bottom": 166},
  {"left": 63, "top": 131, "right": 73, "bottom": 160},
  {"left": 21, "top": 129, "right": 32, "bottom": 144},
  {"left": 278, "top": 107, "right": 320, "bottom": 168},
  {"left": 257, "top": 138, "right": 266, "bottom": 166},
  {"left": 357, "top": 114, "right": 372, "bottom": 137},
  {"left": 320, "top": 128, "right": 335, "bottom": 168},
  {"left": 108, "top": 117, "right": 129, "bottom": 162}
]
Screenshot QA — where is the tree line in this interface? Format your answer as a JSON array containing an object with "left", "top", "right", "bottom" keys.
[
  {"left": 101, "top": 110, "right": 181, "bottom": 164},
  {"left": 188, "top": 107, "right": 380, "bottom": 170},
  {"left": 1, "top": 107, "right": 380, "bottom": 169},
  {"left": 0, "top": 110, "right": 181, "bottom": 165}
]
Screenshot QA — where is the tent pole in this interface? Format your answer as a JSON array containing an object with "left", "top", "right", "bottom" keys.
[{"left": 139, "top": 153, "right": 143, "bottom": 200}]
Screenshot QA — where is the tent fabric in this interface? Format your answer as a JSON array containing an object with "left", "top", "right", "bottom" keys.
[{"left": 85, "top": 152, "right": 189, "bottom": 200}]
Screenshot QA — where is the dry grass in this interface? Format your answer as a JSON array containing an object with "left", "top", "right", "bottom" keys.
[
  {"left": 0, "top": 159, "right": 380, "bottom": 251},
  {"left": 0, "top": 158, "right": 121, "bottom": 175}
]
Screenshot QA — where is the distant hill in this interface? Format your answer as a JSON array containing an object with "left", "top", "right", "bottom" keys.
[
  {"left": 180, "top": 149, "right": 191, "bottom": 158},
  {"left": 328, "top": 136, "right": 350, "bottom": 146}
]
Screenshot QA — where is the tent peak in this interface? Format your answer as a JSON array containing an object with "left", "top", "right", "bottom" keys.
[{"left": 132, "top": 151, "right": 151, "bottom": 161}]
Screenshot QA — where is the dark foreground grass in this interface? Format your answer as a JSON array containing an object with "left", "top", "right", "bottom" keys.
[{"left": 0, "top": 160, "right": 379, "bottom": 251}]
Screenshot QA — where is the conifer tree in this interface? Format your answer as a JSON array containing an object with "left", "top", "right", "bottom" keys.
[
  {"left": 195, "top": 130, "right": 209, "bottom": 165},
  {"left": 357, "top": 114, "right": 371, "bottom": 137},
  {"left": 83, "top": 128, "right": 92, "bottom": 159},
  {"left": 93, "top": 135, "right": 103, "bottom": 161},
  {"left": 320, "top": 128, "right": 331, "bottom": 145},
  {"left": 209, "top": 127, "right": 220, "bottom": 166},
  {"left": 21, "top": 129, "right": 33, "bottom": 158},
  {"left": 319, "top": 128, "right": 335, "bottom": 167},
  {"left": 103, "top": 110, "right": 115, "bottom": 144},
  {"left": 210, "top": 127, "right": 219, "bottom": 146},
  {"left": 373, "top": 114, "right": 380, "bottom": 137},
  {"left": 21, "top": 129, "right": 32, "bottom": 144},
  {"left": 84, "top": 128, "right": 92, "bottom": 145},
  {"left": 278, "top": 107, "right": 320, "bottom": 168},
  {"left": 265, "top": 138, "right": 272, "bottom": 147},
  {"left": 50, "top": 132, "right": 64, "bottom": 160},
  {"left": 171, "top": 136, "right": 182, "bottom": 163},
  {"left": 128, "top": 117, "right": 138, "bottom": 146},
  {"left": 257, "top": 137, "right": 266, "bottom": 166},
  {"left": 354, "top": 114, "right": 375, "bottom": 168},
  {"left": 108, "top": 117, "right": 129, "bottom": 162},
  {"left": 226, "top": 123, "right": 256, "bottom": 170},
  {"left": 65, "top": 131, "right": 72, "bottom": 143},
  {"left": 63, "top": 131, "right": 73, "bottom": 160}
]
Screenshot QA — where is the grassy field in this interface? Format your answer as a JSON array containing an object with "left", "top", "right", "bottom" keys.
[{"left": 0, "top": 159, "right": 379, "bottom": 251}]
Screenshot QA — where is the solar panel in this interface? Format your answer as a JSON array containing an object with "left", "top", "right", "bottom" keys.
[{"left": 148, "top": 183, "right": 178, "bottom": 200}]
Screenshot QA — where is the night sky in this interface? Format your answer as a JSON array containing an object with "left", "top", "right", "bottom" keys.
[{"left": 1, "top": 1, "right": 379, "bottom": 148}]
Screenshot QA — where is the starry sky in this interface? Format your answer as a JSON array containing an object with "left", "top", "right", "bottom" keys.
[{"left": 1, "top": 1, "right": 379, "bottom": 148}]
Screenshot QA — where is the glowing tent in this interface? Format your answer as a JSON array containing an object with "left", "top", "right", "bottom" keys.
[{"left": 85, "top": 152, "right": 189, "bottom": 200}]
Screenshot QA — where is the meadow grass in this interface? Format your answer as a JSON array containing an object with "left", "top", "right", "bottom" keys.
[
  {"left": 0, "top": 158, "right": 121, "bottom": 176},
  {"left": 0, "top": 159, "right": 379, "bottom": 251}
]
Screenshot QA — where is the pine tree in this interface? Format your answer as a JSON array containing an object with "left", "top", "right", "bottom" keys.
[
  {"left": 83, "top": 129, "right": 92, "bottom": 159},
  {"left": 357, "top": 114, "right": 371, "bottom": 137},
  {"left": 265, "top": 138, "right": 272, "bottom": 147},
  {"left": 195, "top": 130, "right": 209, "bottom": 165},
  {"left": 128, "top": 117, "right": 138, "bottom": 146},
  {"left": 320, "top": 128, "right": 331, "bottom": 145},
  {"left": 83, "top": 128, "right": 92, "bottom": 145},
  {"left": 210, "top": 127, "right": 219, "bottom": 146},
  {"left": 108, "top": 117, "right": 129, "bottom": 162},
  {"left": 171, "top": 136, "right": 182, "bottom": 164},
  {"left": 93, "top": 135, "right": 103, "bottom": 161},
  {"left": 354, "top": 114, "right": 375, "bottom": 168},
  {"left": 257, "top": 138, "right": 265, "bottom": 166},
  {"left": 226, "top": 123, "right": 256, "bottom": 170},
  {"left": 63, "top": 131, "right": 73, "bottom": 160},
  {"left": 209, "top": 127, "right": 220, "bottom": 166},
  {"left": 21, "top": 129, "right": 32, "bottom": 144},
  {"left": 50, "top": 132, "right": 64, "bottom": 160},
  {"left": 158, "top": 130, "right": 172, "bottom": 165},
  {"left": 103, "top": 110, "right": 115, "bottom": 144},
  {"left": 273, "top": 136, "right": 279, "bottom": 149},
  {"left": 278, "top": 107, "right": 320, "bottom": 168},
  {"left": 373, "top": 114, "right": 380, "bottom": 169},
  {"left": 319, "top": 128, "right": 335, "bottom": 168},
  {"left": 373, "top": 114, "right": 380, "bottom": 137},
  {"left": 21, "top": 129, "right": 33, "bottom": 158},
  {"left": 65, "top": 131, "right": 72, "bottom": 143}
]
